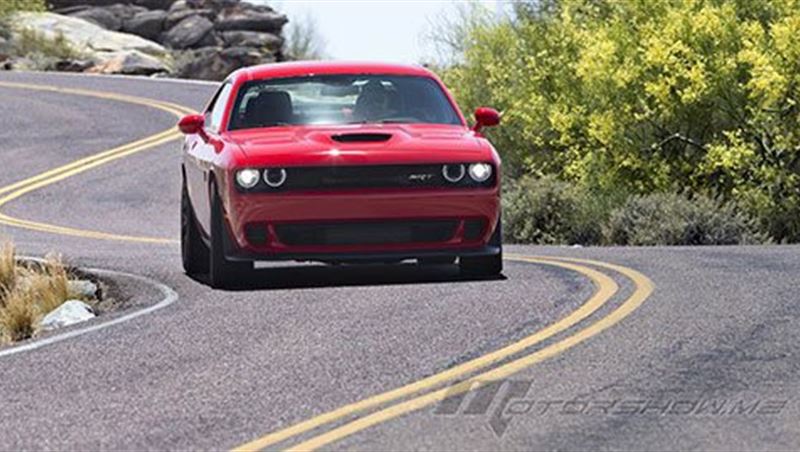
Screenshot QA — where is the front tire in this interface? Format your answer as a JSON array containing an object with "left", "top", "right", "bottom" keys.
[
  {"left": 181, "top": 176, "right": 209, "bottom": 275},
  {"left": 209, "top": 182, "right": 252, "bottom": 288},
  {"left": 459, "top": 219, "right": 503, "bottom": 277}
]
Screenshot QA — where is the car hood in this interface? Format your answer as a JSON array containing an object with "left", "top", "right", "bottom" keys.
[{"left": 225, "top": 124, "right": 490, "bottom": 167}]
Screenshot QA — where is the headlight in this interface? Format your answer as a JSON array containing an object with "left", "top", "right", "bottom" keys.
[
  {"left": 264, "top": 168, "right": 287, "bottom": 188},
  {"left": 442, "top": 164, "right": 465, "bottom": 183},
  {"left": 468, "top": 163, "right": 492, "bottom": 182},
  {"left": 235, "top": 168, "right": 260, "bottom": 189}
]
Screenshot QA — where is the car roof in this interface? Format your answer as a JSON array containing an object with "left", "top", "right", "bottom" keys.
[{"left": 231, "top": 60, "right": 437, "bottom": 83}]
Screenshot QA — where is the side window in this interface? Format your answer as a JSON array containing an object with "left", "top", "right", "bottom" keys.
[{"left": 206, "top": 82, "right": 233, "bottom": 132}]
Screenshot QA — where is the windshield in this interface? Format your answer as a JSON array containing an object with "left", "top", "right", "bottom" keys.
[{"left": 227, "top": 74, "right": 462, "bottom": 130}]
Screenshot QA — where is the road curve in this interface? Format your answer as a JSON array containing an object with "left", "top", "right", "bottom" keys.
[{"left": 0, "top": 72, "right": 798, "bottom": 451}]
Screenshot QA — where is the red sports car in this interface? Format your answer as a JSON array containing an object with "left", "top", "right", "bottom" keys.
[{"left": 178, "top": 61, "right": 502, "bottom": 288}]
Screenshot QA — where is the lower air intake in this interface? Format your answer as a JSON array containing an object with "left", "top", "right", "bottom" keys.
[{"left": 275, "top": 220, "right": 458, "bottom": 246}]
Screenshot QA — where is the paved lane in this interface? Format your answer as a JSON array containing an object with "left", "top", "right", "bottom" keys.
[{"left": 0, "top": 72, "right": 797, "bottom": 451}]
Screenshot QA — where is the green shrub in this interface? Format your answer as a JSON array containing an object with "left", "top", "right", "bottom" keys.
[
  {"left": 439, "top": 0, "right": 800, "bottom": 242},
  {"left": 0, "top": 0, "right": 46, "bottom": 37},
  {"left": 606, "top": 193, "right": 770, "bottom": 246},
  {"left": 502, "top": 175, "right": 604, "bottom": 245}
]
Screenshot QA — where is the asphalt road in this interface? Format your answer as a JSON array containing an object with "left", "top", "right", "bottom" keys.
[{"left": 0, "top": 71, "right": 798, "bottom": 451}]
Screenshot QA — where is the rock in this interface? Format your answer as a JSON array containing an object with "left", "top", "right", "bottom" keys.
[
  {"left": 3, "top": 54, "right": 60, "bottom": 71},
  {"left": 39, "top": 300, "right": 95, "bottom": 331},
  {"left": 49, "top": 0, "right": 177, "bottom": 10},
  {"left": 53, "top": 59, "right": 93, "bottom": 72},
  {"left": 210, "top": 0, "right": 242, "bottom": 8},
  {"left": 164, "top": 7, "right": 215, "bottom": 29},
  {"left": 164, "top": 8, "right": 194, "bottom": 28},
  {"left": 220, "top": 31, "right": 283, "bottom": 51},
  {"left": 123, "top": 10, "right": 167, "bottom": 41},
  {"left": 67, "top": 279, "right": 98, "bottom": 298},
  {"left": 168, "top": 0, "right": 190, "bottom": 12},
  {"left": 88, "top": 49, "right": 172, "bottom": 75},
  {"left": 215, "top": 10, "right": 287, "bottom": 33},
  {"left": 220, "top": 45, "right": 264, "bottom": 63},
  {"left": 68, "top": 7, "right": 122, "bottom": 31},
  {"left": 174, "top": 44, "right": 260, "bottom": 80},
  {"left": 162, "top": 15, "right": 214, "bottom": 49},
  {"left": 104, "top": 4, "right": 149, "bottom": 21},
  {"left": 11, "top": 2, "right": 287, "bottom": 80},
  {"left": 137, "top": 0, "right": 179, "bottom": 8},
  {"left": 52, "top": 5, "right": 93, "bottom": 15},
  {"left": 13, "top": 12, "right": 169, "bottom": 58}
]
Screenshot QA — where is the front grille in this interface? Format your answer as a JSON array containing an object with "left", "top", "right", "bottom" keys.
[
  {"left": 285, "top": 165, "right": 446, "bottom": 190},
  {"left": 239, "top": 165, "right": 496, "bottom": 192},
  {"left": 274, "top": 220, "right": 458, "bottom": 246}
]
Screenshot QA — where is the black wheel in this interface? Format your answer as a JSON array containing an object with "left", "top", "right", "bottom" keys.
[
  {"left": 459, "top": 219, "right": 503, "bottom": 277},
  {"left": 209, "top": 181, "right": 252, "bottom": 288},
  {"left": 181, "top": 176, "right": 209, "bottom": 275},
  {"left": 418, "top": 256, "right": 456, "bottom": 265}
]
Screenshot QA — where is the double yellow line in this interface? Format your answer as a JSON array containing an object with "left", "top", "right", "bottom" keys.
[
  {"left": 0, "top": 81, "right": 196, "bottom": 243},
  {"left": 0, "top": 80, "right": 655, "bottom": 451},
  {"left": 233, "top": 255, "right": 653, "bottom": 451}
]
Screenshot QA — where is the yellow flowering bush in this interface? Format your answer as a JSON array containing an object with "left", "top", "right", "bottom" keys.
[{"left": 443, "top": 0, "right": 800, "bottom": 242}]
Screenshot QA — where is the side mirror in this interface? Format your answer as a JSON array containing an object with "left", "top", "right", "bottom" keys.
[
  {"left": 178, "top": 114, "right": 205, "bottom": 135},
  {"left": 472, "top": 107, "right": 500, "bottom": 133}
]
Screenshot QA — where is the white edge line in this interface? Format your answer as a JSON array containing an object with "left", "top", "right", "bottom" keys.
[
  {"left": 0, "top": 263, "right": 178, "bottom": 358},
  {"left": 4, "top": 70, "right": 220, "bottom": 87}
]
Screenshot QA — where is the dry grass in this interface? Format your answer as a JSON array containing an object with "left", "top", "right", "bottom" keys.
[
  {"left": 0, "top": 245, "right": 75, "bottom": 344},
  {"left": 0, "top": 286, "right": 37, "bottom": 343},
  {"left": 0, "top": 243, "right": 17, "bottom": 293}
]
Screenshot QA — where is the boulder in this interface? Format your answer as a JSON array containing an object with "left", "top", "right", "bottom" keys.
[
  {"left": 68, "top": 7, "right": 122, "bottom": 31},
  {"left": 51, "top": 5, "right": 93, "bottom": 15},
  {"left": 14, "top": 12, "right": 169, "bottom": 58},
  {"left": 220, "top": 30, "right": 282, "bottom": 51},
  {"left": 214, "top": 9, "right": 287, "bottom": 33},
  {"left": 89, "top": 49, "right": 172, "bottom": 75},
  {"left": 104, "top": 4, "right": 149, "bottom": 21},
  {"left": 67, "top": 279, "right": 98, "bottom": 298},
  {"left": 53, "top": 59, "right": 94, "bottom": 72},
  {"left": 123, "top": 10, "right": 167, "bottom": 41},
  {"left": 210, "top": 0, "right": 242, "bottom": 8},
  {"left": 164, "top": 7, "right": 215, "bottom": 29},
  {"left": 39, "top": 300, "right": 95, "bottom": 331},
  {"left": 168, "top": 0, "right": 190, "bottom": 12},
  {"left": 48, "top": 0, "right": 177, "bottom": 10},
  {"left": 162, "top": 15, "right": 214, "bottom": 49},
  {"left": 174, "top": 44, "right": 260, "bottom": 80}
]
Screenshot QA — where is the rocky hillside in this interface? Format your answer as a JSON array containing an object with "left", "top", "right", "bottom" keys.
[{"left": 3, "top": 0, "right": 287, "bottom": 80}]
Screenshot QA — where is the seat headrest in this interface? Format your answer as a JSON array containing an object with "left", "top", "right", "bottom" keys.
[{"left": 242, "top": 90, "right": 293, "bottom": 127}]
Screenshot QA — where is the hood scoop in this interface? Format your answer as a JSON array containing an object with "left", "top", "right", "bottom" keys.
[{"left": 331, "top": 133, "right": 392, "bottom": 143}]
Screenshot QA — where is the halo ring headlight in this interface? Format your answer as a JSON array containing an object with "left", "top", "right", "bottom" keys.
[
  {"left": 235, "top": 168, "right": 260, "bottom": 189},
  {"left": 442, "top": 164, "right": 466, "bottom": 183},
  {"left": 468, "top": 163, "right": 493, "bottom": 182},
  {"left": 264, "top": 168, "right": 287, "bottom": 188}
]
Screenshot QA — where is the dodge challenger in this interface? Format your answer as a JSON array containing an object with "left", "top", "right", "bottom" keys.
[{"left": 178, "top": 61, "right": 502, "bottom": 288}]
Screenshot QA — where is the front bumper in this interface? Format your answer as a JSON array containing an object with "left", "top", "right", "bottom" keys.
[{"left": 223, "top": 187, "right": 500, "bottom": 261}]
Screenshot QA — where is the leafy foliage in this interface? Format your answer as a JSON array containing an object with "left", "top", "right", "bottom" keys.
[
  {"left": 606, "top": 192, "right": 768, "bottom": 246},
  {"left": 502, "top": 175, "right": 603, "bottom": 245},
  {"left": 0, "top": 0, "right": 46, "bottom": 37},
  {"left": 442, "top": 0, "right": 800, "bottom": 242},
  {"left": 502, "top": 178, "right": 766, "bottom": 245}
]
